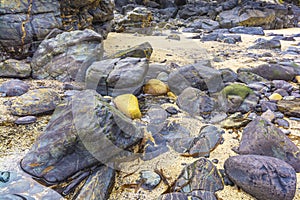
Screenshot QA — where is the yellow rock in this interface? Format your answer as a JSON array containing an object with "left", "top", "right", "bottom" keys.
[
  {"left": 114, "top": 94, "right": 141, "bottom": 119},
  {"left": 143, "top": 79, "right": 169, "bottom": 95},
  {"left": 167, "top": 91, "right": 176, "bottom": 99},
  {"left": 269, "top": 93, "right": 282, "bottom": 101},
  {"left": 295, "top": 76, "right": 300, "bottom": 84}
]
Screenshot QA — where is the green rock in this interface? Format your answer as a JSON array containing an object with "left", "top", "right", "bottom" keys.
[
  {"left": 110, "top": 42, "right": 153, "bottom": 59},
  {"left": 221, "top": 83, "right": 253, "bottom": 100}
]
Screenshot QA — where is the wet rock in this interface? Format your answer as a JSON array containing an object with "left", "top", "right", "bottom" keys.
[
  {"left": 0, "top": 59, "right": 31, "bottom": 78},
  {"left": 278, "top": 99, "right": 300, "bottom": 118},
  {"left": 139, "top": 170, "right": 161, "bottom": 190},
  {"left": 249, "top": 64, "right": 297, "bottom": 81},
  {"left": 109, "top": 42, "right": 153, "bottom": 59},
  {"left": 168, "top": 61, "right": 224, "bottom": 95},
  {"left": 15, "top": 116, "right": 37, "bottom": 125},
  {"left": 0, "top": 79, "right": 29, "bottom": 97},
  {"left": 177, "top": 87, "right": 216, "bottom": 118},
  {"left": 224, "top": 155, "right": 296, "bottom": 200},
  {"left": 0, "top": 0, "right": 114, "bottom": 60},
  {"left": 10, "top": 88, "right": 60, "bottom": 116},
  {"left": 143, "top": 79, "right": 169, "bottom": 95},
  {"left": 21, "top": 90, "right": 141, "bottom": 193},
  {"left": 236, "top": 117, "right": 300, "bottom": 172},
  {"left": 229, "top": 26, "right": 264, "bottom": 35},
  {"left": 0, "top": 171, "right": 63, "bottom": 199},
  {"left": 172, "top": 158, "right": 223, "bottom": 197},
  {"left": 114, "top": 94, "right": 142, "bottom": 119},
  {"left": 31, "top": 29, "right": 104, "bottom": 82},
  {"left": 75, "top": 165, "right": 115, "bottom": 200},
  {"left": 85, "top": 57, "right": 149, "bottom": 97},
  {"left": 249, "top": 39, "right": 281, "bottom": 49}
]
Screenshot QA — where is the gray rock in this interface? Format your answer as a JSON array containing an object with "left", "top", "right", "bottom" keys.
[
  {"left": 31, "top": 29, "right": 104, "bottom": 82},
  {"left": 188, "top": 18, "right": 220, "bottom": 32},
  {"left": 85, "top": 57, "right": 149, "bottom": 97},
  {"left": 0, "top": 59, "right": 31, "bottom": 78},
  {"left": 10, "top": 88, "right": 60, "bottom": 116},
  {"left": 0, "top": 79, "right": 29, "bottom": 97},
  {"left": 236, "top": 117, "right": 300, "bottom": 172},
  {"left": 15, "top": 116, "right": 37, "bottom": 125},
  {"left": 274, "top": 118, "right": 289, "bottom": 128},
  {"left": 272, "top": 80, "right": 293, "bottom": 93},
  {"left": 250, "top": 64, "right": 297, "bottom": 81},
  {"left": 278, "top": 99, "right": 300, "bottom": 118},
  {"left": 225, "top": 155, "right": 296, "bottom": 200},
  {"left": 139, "top": 170, "right": 161, "bottom": 190},
  {"left": 249, "top": 39, "right": 281, "bottom": 49},
  {"left": 237, "top": 71, "right": 268, "bottom": 84},
  {"left": 158, "top": 193, "right": 188, "bottom": 200},
  {"left": 168, "top": 61, "right": 224, "bottom": 95},
  {"left": 229, "top": 26, "right": 264, "bottom": 35},
  {"left": 219, "top": 68, "right": 238, "bottom": 83}
]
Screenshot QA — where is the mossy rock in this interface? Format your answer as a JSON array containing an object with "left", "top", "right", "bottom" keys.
[
  {"left": 110, "top": 42, "right": 153, "bottom": 59},
  {"left": 221, "top": 83, "right": 253, "bottom": 100},
  {"left": 114, "top": 94, "right": 142, "bottom": 119}
]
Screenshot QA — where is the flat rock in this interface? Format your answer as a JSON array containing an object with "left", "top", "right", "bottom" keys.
[
  {"left": 249, "top": 39, "right": 281, "bottom": 49},
  {"left": 0, "top": 79, "right": 29, "bottom": 97},
  {"left": 278, "top": 99, "right": 300, "bottom": 118},
  {"left": 14, "top": 116, "right": 37, "bottom": 125},
  {"left": 109, "top": 42, "right": 153, "bottom": 59},
  {"left": 236, "top": 117, "right": 300, "bottom": 172},
  {"left": 0, "top": 59, "right": 31, "bottom": 78},
  {"left": 249, "top": 64, "right": 297, "bottom": 81},
  {"left": 10, "top": 88, "right": 60, "bottom": 116},
  {"left": 229, "top": 26, "right": 264, "bottom": 35},
  {"left": 224, "top": 155, "right": 296, "bottom": 200}
]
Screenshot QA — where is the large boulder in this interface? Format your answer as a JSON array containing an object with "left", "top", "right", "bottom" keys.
[{"left": 31, "top": 29, "right": 104, "bottom": 82}]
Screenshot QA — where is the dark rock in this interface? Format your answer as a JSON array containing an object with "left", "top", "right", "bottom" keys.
[
  {"left": 273, "top": 89, "right": 289, "bottom": 97},
  {"left": 219, "top": 68, "right": 238, "bottom": 83},
  {"left": 109, "top": 42, "right": 153, "bottom": 59},
  {"left": 31, "top": 29, "right": 104, "bottom": 82},
  {"left": 165, "top": 106, "right": 178, "bottom": 115},
  {"left": 237, "top": 71, "right": 268, "bottom": 84},
  {"left": 229, "top": 26, "right": 264, "bottom": 35},
  {"left": 168, "top": 61, "right": 224, "bottom": 95},
  {"left": 250, "top": 64, "right": 297, "bottom": 81},
  {"left": 259, "top": 100, "right": 278, "bottom": 112},
  {"left": 249, "top": 39, "right": 281, "bottom": 49},
  {"left": 0, "top": 79, "right": 29, "bottom": 97},
  {"left": 85, "top": 57, "right": 149, "bottom": 97},
  {"left": 15, "top": 116, "right": 37, "bottom": 125},
  {"left": 20, "top": 90, "right": 141, "bottom": 188},
  {"left": 220, "top": 112, "right": 251, "bottom": 129},
  {"left": 225, "top": 155, "right": 296, "bottom": 200},
  {"left": 236, "top": 117, "right": 300, "bottom": 172},
  {"left": 278, "top": 99, "right": 300, "bottom": 118},
  {"left": 0, "top": 59, "right": 31, "bottom": 78},
  {"left": 237, "top": 93, "right": 259, "bottom": 113},
  {"left": 272, "top": 80, "right": 294, "bottom": 92},
  {"left": 187, "top": 19, "right": 220, "bottom": 32},
  {"left": 75, "top": 165, "right": 115, "bottom": 200},
  {"left": 172, "top": 158, "right": 223, "bottom": 195},
  {"left": 139, "top": 170, "right": 161, "bottom": 190},
  {"left": 177, "top": 87, "right": 216, "bottom": 118},
  {"left": 158, "top": 193, "right": 188, "bottom": 200},
  {"left": 274, "top": 118, "right": 290, "bottom": 128},
  {"left": 10, "top": 88, "right": 60, "bottom": 116}
]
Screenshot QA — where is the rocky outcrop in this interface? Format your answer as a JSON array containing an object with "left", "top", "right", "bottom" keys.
[{"left": 0, "top": 0, "right": 114, "bottom": 61}]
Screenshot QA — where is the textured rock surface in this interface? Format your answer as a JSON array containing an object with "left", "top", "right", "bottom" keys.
[
  {"left": 0, "top": 0, "right": 114, "bottom": 60},
  {"left": 0, "top": 59, "right": 31, "bottom": 78},
  {"left": 236, "top": 117, "right": 300, "bottom": 172},
  {"left": 249, "top": 64, "right": 297, "bottom": 81},
  {"left": 85, "top": 57, "right": 149, "bottom": 97},
  {"left": 10, "top": 88, "right": 60, "bottom": 116},
  {"left": 225, "top": 155, "right": 296, "bottom": 200},
  {"left": 0, "top": 79, "right": 29, "bottom": 97},
  {"left": 114, "top": 94, "right": 142, "bottom": 119},
  {"left": 278, "top": 99, "right": 300, "bottom": 117},
  {"left": 31, "top": 29, "right": 104, "bottom": 82},
  {"left": 109, "top": 42, "right": 153, "bottom": 59}
]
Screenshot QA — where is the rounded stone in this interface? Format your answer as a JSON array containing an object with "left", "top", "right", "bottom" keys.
[
  {"left": 113, "top": 94, "right": 142, "bottom": 119},
  {"left": 0, "top": 79, "right": 29, "bottom": 97},
  {"left": 268, "top": 93, "right": 283, "bottom": 101},
  {"left": 143, "top": 79, "right": 169, "bottom": 95},
  {"left": 139, "top": 170, "right": 161, "bottom": 190}
]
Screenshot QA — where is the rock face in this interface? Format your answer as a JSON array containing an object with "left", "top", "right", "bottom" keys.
[
  {"left": 225, "top": 155, "right": 297, "bottom": 200},
  {"left": 10, "top": 88, "right": 60, "bottom": 116},
  {"left": 20, "top": 90, "right": 141, "bottom": 196},
  {"left": 85, "top": 57, "right": 149, "bottom": 97},
  {"left": 31, "top": 29, "right": 104, "bottom": 82},
  {"left": 236, "top": 117, "right": 300, "bottom": 172},
  {"left": 0, "top": 59, "right": 31, "bottom": 78},
  {"left": 0, "top": 0, "right": 114, "bottom": 61}
]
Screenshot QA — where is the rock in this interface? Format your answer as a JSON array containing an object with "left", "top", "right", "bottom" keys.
[
  {"left": 0, "top": 79, "right": 29, "bottom": 97},
  {"left": 75, "top": 165, "right": 115, "bottom": 200},
  {"left": 237, "top": 93, "right": 259, "bottom": 113},
  {"left": 273, "top": 89, "right": 289, "bottom": 97},
  {"left": 274, "top": 118, "right": 289, "bottom": 128},
  {"left": 172, "top": 158, "right": 223, "bottom": 197},
  {"left": 158, "top": 193, "right": 188, "bottom": 200},
  {"left": 221, "top": 83, "right": 253, "bottom": 100},
  {"left": 272, "top": 80, "right": 293, "bottom": 93},
  {"left": 268, "top": 93, "right": 283, "bottom": 101},
  {"left": 143, "top": 79, "right": 169, "bottom": 95},
  {"left": 259, "top": 100, "right": 278, "bottom": 112},
  {"left": 0, "top": 59, "right": 31, "bottom": 78},
  {"left": 261, "top": 109, "right": 276, "bottom": 122},
  {"left": 177, "top": 87, "right": 216, "bottom": 118},
  {"left": 166, "top": 34, "right": 181, "bottom": 41},
  {"left": 250, "top": 64, "right": 297, "bottom": 81},
  {"left": 114, "top": 94, "right": 142, "bottom": 119},
  {"left": 236, "top": 117, "right": 300, "bottom": 172},
  {"left": 31, "top": 29, "right": 104, "bottom": 82},
  {"left": 187, "top": 18, "right": 220, "bottom": 32},
  {"left": 109, "top": 42, "right": 153, "bottom": 59},
  {"left": 237, "top": 71, "right": 268, "bottom": 84},
  {"left": 10, "top": 88, "right": 60, "bottom": 116},
  {"left": 229, "top": 26, "right": 264, "bottom": 35},
  {"left": 249, "top": 39, "right": 281, "bottom": 49},
  {"left": 21, "top": 90, "right": 141, "bottom": 196},
  {"left": 168, "top": 61, "right": 224, "bottom": 95},
  {"left": 0, "top": 0, "right": 114, "bottom": 60},
  {"left": 219, "top": 68, "right": 238, "bottom": 83},
  {"left": 220, "top": 112, "right": 251, "bottom": 129},
  {"left": 139, "top": 170, "right": 161, "bottom": 190},
  {"left": 14, "top": 116, "right": 37, "bottom": 125},
  {"left": 85, "top": 57, "right": 149, "bottom": 97},
  {"left": 278, "top": 99, "right": 300, "bottom": 118},
  {"left": 224, "top": 155, "right": 296, "bottom": 200}
]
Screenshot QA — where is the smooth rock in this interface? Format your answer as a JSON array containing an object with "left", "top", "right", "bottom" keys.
[
  {"left": 0, "top": 59, "right": 31, "bottom": 78},
  {"left": 278, "top": 99, "right": 300, "bottom": 118},
  {"left": 0, "top": 79, "right": 29, "bottom": 97},
  {"left": 114, "top": 94, "right": 142, "bottom": 119},
  {"left": 274, "top": 118, "right": 289, "bottom": 128},
  {"left": 261, "top": 109, "right": 276, "bottom": 122},
  {"left": 250, "top": 64, "right": 297, "bottom": 81},
  {"left": 268, "top": 93, "right": 283, "bottom": 101},
  {"left": 14, "top": 116, "right": 37, "bottom": 125},
  {"left": 10, "top": 88, "right": 60, "bottom": 116},
  {"left": 143, "top": 79, "right": 169, "bottom": 95},
  {"left": 249, "top": 39, "right": 281, "bottom": 49},
  {"left": 225, "top": 155, "right": 296, "bottom": 200},
  {"left": 236, "top": 117, "right": 300, "bottom": 172},
  {"left": 139, "top": 170, "right": 161, "bottom": 190},
  {"left": 229, "top": 26, "right": 264, "bottom": 35},
  {"left": 109, "top": 42, "right": 153, "bottom": 59}
]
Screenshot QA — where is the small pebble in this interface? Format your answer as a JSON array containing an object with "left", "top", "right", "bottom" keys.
[
  {"left": 283, "top": 96, "right": 296, "bottom": 101},
  {"left": 212, "top": 159, "right": 219, "bottom": 164},
  {"left": 268, "top": 93, "right": 282, "bottom": 101},
  {"left": 295, "top": 76, "right": 300, "bottom": 84},
  {"left": 14, "top": 116, "right": 37, "bottom": 125},
  {"left": 274, "top": 118, "right": 289, "bottom": 128},
  {"left": 165, "top": 106, "right": 178, "bottom": 115},
  {"left": 139, "top": 170, "right": 161, "bottom": 191}
]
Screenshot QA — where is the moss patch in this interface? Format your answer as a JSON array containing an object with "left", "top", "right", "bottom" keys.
[{"left": 221, "top": 83, "right": 253, "bottom": 100}]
